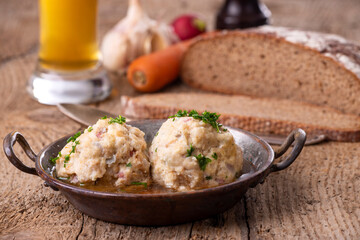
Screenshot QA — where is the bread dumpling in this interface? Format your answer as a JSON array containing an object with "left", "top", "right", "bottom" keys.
[
  {"left": 149, "top": 114, "right": 242, "bottom": 192},
  {"left": 55, "top": 116, "right": 150, "bottom": 188}
]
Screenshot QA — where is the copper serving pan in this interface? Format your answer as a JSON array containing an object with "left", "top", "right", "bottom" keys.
[{"left": 3, "top": 120, "right": 306, "bottom": 226}]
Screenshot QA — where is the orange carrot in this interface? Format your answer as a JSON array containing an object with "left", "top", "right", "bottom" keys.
[
  {"left": 127, "top": 32, "right": 219, "bottom": 92},
  {"left": 127, "top": 40, "right": 193, "bottom": 92}
]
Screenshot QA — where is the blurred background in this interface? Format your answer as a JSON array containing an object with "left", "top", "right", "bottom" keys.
[{"left": 1, "top": 0, "right": 359, "bottom": 64}]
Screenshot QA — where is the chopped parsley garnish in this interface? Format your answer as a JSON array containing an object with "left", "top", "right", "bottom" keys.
[
  {"left": 108, "top": 115, "right": 126, "bottom": 125},
  {"left": 188, "top": 110, "right": 200, "bottom": 118},
  {"left": 67, "top": 131, "right": 82, "bottom": 143},
  {"left": 155, "top": 132, "right": 159, "bottom": 137},
  {"left": 205, "top": 176, "right": 212, "bottom": 180},
  {"left": 131, "top": 182, "right": 148, "bottom": 188},
  {"left": 192, "top": 110, "right": 221, "bottom": 132},
  {"left": 169, "top": 110, "right": 189, "bottom": 118},
  {"left": 212, "top": 152, "right": 218, "bottom": 160},
  {"left": 101, "top": 116, "right": 108, "bottom": 119},
  {"left": 69, "top": 141, "right": 80, "bottom": 156},
  {"left": 126, "top": 163, "right": 132, "bottom": 167},
  {"left": 169, "top": 110, "right": 227, "bottom": 132},
  {"left": 155, "top": 148, "right": 158, "bottom": 152},
  {"left": 64, "top": 154, "right": 70, "bottom": 167},
  {"left": 50, "top": 156, "right": 59, "bottom": 164},
  {"left": 50, "top": 151, "right": 63, "bottom": 164},
  {"left": 71, "top": 145, "right": 76, "bottom": 154},
  {"left": 195, "top": 154, "right": 212, "bottom": 171},
  {"left": 186, "top": 144, "right": 194, "bottom": 157},
  {"left": 87, "top": 126, "right": 93, "bottom": 132},
  {"left": 63, "top": 139, "right": 80, "bottom": 167}
]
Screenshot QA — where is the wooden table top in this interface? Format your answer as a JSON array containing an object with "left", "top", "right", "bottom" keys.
[{"left": 1, "top": 0, "right": 359, "bottom": 239}]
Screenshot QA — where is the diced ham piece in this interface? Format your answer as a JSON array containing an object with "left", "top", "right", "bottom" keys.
[
  {"left": 216, "top": 178, "right": 225, "bottom": 184},
  {"left": 129, "top": 150, "right": 136, "bottom": 157},
  {"left": 96, "top": 128, "right": 107, "bottom": 139},
  {"left": 70, "top": 175, "right": 79, "bottom": 184}
]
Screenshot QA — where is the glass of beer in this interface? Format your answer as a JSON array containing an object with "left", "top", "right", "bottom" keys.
[{"left": 28, "top": 0, "right": 112, "bottom": 105}]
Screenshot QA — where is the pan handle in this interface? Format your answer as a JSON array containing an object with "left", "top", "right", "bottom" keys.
[
  {"left": 3, "top": 132, "right": 38, "bottom": 176},
  {"left": 271, "top": 128, "right": 306, "bottom": 172}
]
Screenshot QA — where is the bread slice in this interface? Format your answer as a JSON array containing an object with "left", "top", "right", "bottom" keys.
[
  {"left": 121, "top": 93, "right": 360, "bottom": 142},
  {"left": 181, "top": 26, "right": 360, "bottom": 116}
]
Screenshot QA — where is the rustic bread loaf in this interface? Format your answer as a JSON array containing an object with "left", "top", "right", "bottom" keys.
[
  {"left": 181, "top": 26, "right": 360, "bottom": 116},
  {"left": 121, "top": 93, "right": 360, "bottom": 142}
]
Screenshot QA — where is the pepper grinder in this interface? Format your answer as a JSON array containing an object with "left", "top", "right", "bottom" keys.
[{"left": 216, "top": 0, "right": 271, "bottom": 29}]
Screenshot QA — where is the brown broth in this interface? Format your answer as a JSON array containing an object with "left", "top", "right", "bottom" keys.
[
  {"left": 52, "top": 159, "right": 256, "bottom": 194},
  {"left": 76, "top": 179, "right": 174, "bottom": 194},
  {"left": 54, "top": 172, "right": 173, "bottom": 194}
]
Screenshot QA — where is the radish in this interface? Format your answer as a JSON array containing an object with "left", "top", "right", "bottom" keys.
[{"left": 171, "top": 15, "right": 206, "bottom": 41}]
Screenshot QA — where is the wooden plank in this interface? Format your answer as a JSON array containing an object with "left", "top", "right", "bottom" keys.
[
  {"left": 246, "top": 142, "right": 360, "bottom": 239},
  {"left": 190, "top": 199, "right": 249, "bottom": 239},
  {"left": 0, "top": 0, "right": 38, "bottom": 63},
  {"left": 77, "top": 216, "right": 192, "bottom": 240}
]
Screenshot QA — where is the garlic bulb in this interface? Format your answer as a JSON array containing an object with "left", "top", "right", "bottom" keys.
[{"left": 101, "top": 0, "right": 178, "bottom": 71}]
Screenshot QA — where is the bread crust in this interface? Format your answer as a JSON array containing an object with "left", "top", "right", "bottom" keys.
[{"left": 121, "top": 95, "right": 360, "bottom": 142}]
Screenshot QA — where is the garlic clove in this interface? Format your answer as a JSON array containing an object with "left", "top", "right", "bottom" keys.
[
  {"left": 143, "top": 32, "right": 169, "bottom": 55},
  {"left": 102, "top": 31, "right": 131, "bottom": 71}
]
